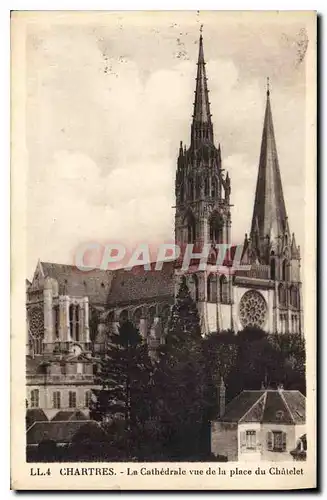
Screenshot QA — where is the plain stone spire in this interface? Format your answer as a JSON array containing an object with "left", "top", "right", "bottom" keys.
[{"left": 250, "top": 84, "right": 289, "bottom": 245}]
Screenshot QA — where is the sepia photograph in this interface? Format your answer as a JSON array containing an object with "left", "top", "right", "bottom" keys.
[{"left": 10, "top": 10, "right": 316, "bottom": 490}]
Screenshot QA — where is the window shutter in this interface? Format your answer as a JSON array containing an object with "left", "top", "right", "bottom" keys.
[
  {"left": 240, "top": 431, "right": 246, "bottom": 448},
  {"left": 267, "top": 431, "right": 273, "bottom": 451},
  {"left": 282, "top": 432, "right": 287, "bottom": 451}
]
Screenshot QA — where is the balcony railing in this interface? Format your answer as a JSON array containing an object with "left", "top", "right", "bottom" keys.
[
  {"left": 236, "top": 264, "right": 270, "bottom": 280},
  {"left": 27, "top": 373, "right": 94, "bottom": 384}
]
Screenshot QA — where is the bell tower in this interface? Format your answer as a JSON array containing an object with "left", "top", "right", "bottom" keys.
[
  {"left": 174, "top": 32, "right": 232, "bottom": 333},
  {"left": 175, "top": 33, "right": 231, "bottom": 252}
]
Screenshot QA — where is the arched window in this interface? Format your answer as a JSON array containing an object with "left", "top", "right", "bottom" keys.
[
  {"left": 132, "top": 308, "right": 142, "bottom": 329},
  {"left": 204, "top": 177, "right": 209, "bottom": 197},
  {"left": 290, "top": 286, "right": 299, "bottom": 308},
  {"left": 211, "top": 177, "right": 218, "bottom": 199},
  {"left": 69, "top": 304, "right": 74, "bottom": 338},
  {"left": 188, "top": 178, "right": 194, "bottom": 200},
  {"left": 220, "top": 275, "right": 229, "bottom": 304},
  {"left": 209, "top": 212, "right": 224, "bottom": 244},
  {"left": 207, "top": 274, "right": 217, "bottom": 302},
  {"left": 279, "top": 313, "right": 287, "bottom": 334},
  {"left": 107, "top": 310, "right": 114, "bottom": 325},
  {"left": 293, "top": 315, "right": 298, "bottom": 333},
  {"left": 119, "top": 309, "right": 129, "bottom": 324},
  {"left": 270, "top": 258, "right": 276, "bottom": 280},
  {"left": 53, "top": 305, "right": 59, "bottom": 339},
  {"left": 31, "top": 335, "right": 43, "bottom": 355},
  {"left": 282, "top": 260, "right": 289, "bottom": 282},
  {"left": 278, "top": 284, "right": 286, "bottom": 306},
  {"left": 148, "top": 306, "right": 156, "bottom": 329},
  {"left": 195, "top": 176, "right": 201, "bottom": 199},
  {"left": 180, "top": 184, "right": 184, "bottom": 203},
  {"left": 75, "top": 305, "right": 80, "bottom": 342},
  {"left": 69, "top": 304, "right": 81, "bottom": 341},
  {"left": 192, "top": 274, "right": 199, "bottom": 302},
  {"left": 185, "top": 211, "right": 196, "bottom": 244}
]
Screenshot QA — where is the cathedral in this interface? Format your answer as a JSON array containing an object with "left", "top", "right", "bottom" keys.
[{"left": 26, "top": 34, "right": 303, "bottom": 416}]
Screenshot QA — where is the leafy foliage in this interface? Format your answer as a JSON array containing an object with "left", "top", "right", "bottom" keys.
[
  {"left": 164, "top": 275, "right": 202, "bottom": 352},
  {"left": 152, "top": 277, "right": 210, "bottom": 458},
  {"left": 90, "top": 321, "right": 153, "bottom": 441}
]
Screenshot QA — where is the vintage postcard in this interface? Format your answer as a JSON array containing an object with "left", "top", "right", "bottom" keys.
[{"left": 11, "top": 11, "right": 317, "bottom": 490}]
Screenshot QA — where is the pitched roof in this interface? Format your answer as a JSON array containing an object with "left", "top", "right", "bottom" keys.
[
  {"left": 250, "top": 87, "right": 289, "bottom": 248},
  {"left": 26, "top": 420, "right": 104, "bottom": 445},
  {"left": 221, "top": 391, "right": 264, "bottom": 422},
  {"left": 107, "top": 260, "right": 175, "bottom": 306},
  {"left": 221, "top": 389, "right": 306, "bottom": 424},
  {"left": 30, "top": 260, "right": 175, "bottom": 307},
  {"left": 26, "top": 409, "right": 48, "bottom": 430},
  {"left": 51, "top": 410, "right": 88, "bottom": 422},
  {"left": 280, "top": 390, "right": 306, "bottom": 424},
  {"left": 40, "top": 262, "right": 113, "bottom": 304}
]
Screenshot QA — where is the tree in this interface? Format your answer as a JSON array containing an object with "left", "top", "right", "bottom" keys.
[
  {"left": 225, "top": 329, "right": 306, "bottom": 399},
  {"left": 153, "top": 277, "right": 209, "bottom": 459},
  {"left": 203, "top": 330, "right": 238, "bottom": 381},
  {"left": 90, "top": 320, "right": 153, "bottom": 458},
  {"left": 202, "top": 330, "right": 238, "bottom": 416},
  {"left": 164, "top": 275, "right": 202, "bottom": 353},
  {"left": 270, "top": 333, "right": 306, "bottom": 393}
]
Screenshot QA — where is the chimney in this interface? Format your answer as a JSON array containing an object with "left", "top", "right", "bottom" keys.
[{"left": 218, "top": 377, "right": 226, "bottom": 418}]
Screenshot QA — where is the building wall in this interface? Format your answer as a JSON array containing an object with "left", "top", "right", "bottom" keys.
[
  {"left": 211, "top": 421, "right": 238, "bottom": 461},
  {"left": 206, "top": 302, "right": 232, "bottom": 332},
  {"left": 259, "top": 423, "right": 297, "bottom": 462},
  {"left": 218, "top": 422, "right": 305, "bottom": 462},
  {"left": 27, "top": 384, "right": 94, "bottom": 419},
  {"left": 232, "top": 286, "right": 273, "bottom": 333},
  {"left": 238, "top": 422, "right": 262, "bottom": 462}
]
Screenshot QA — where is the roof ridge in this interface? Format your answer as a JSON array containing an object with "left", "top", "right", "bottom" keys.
[
  {"left": 49, "top": 419, "right": 94, "bottom": 424},
  {"left": 239, "top": 391, "right": 266, "bottom": 423},
  {"left": 26, "top": 421, "right": 37, "bottom": 433},
  {"left": 278, "top": 390, "right": 296, "bottom": 423}
]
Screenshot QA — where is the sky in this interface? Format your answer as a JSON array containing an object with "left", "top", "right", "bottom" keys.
[{"left": 25, "top": 11, "right": 309, "bottom": 279}]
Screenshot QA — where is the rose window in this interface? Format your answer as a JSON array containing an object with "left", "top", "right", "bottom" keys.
[
  {"left": 28, "top": 306, "right": 44, "bottom": 338},
  {"left": 239, "top": 290, "right": 267, "bottom": 328}
]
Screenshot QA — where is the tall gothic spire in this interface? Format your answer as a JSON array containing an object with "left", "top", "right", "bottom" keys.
[
  {"left": 250, "top": 81, "right": 289, "bottom": 246},
  {"left": 191, "top": 32, "right": 214, "bottom": 147}
]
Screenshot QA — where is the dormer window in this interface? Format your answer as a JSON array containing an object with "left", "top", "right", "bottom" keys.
[{"left": 276, "top": 410, "right": 284, "bottom": 420}]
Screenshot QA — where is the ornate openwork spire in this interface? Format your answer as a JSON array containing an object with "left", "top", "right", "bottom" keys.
[
  {"left": 191, "top": 30, "right": 214, "bottom": 147},
  {"left": 250, "top": 83, "right": 289, "bottom": 250}
]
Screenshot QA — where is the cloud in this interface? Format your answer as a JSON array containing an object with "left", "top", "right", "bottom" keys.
[{"left": 26, "top": 20, "right": 305, "bottom": 277}]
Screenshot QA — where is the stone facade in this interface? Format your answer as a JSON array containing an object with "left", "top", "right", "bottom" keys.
[{"left": 26, "top": 34, "right": 303, "bottom": 414}]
